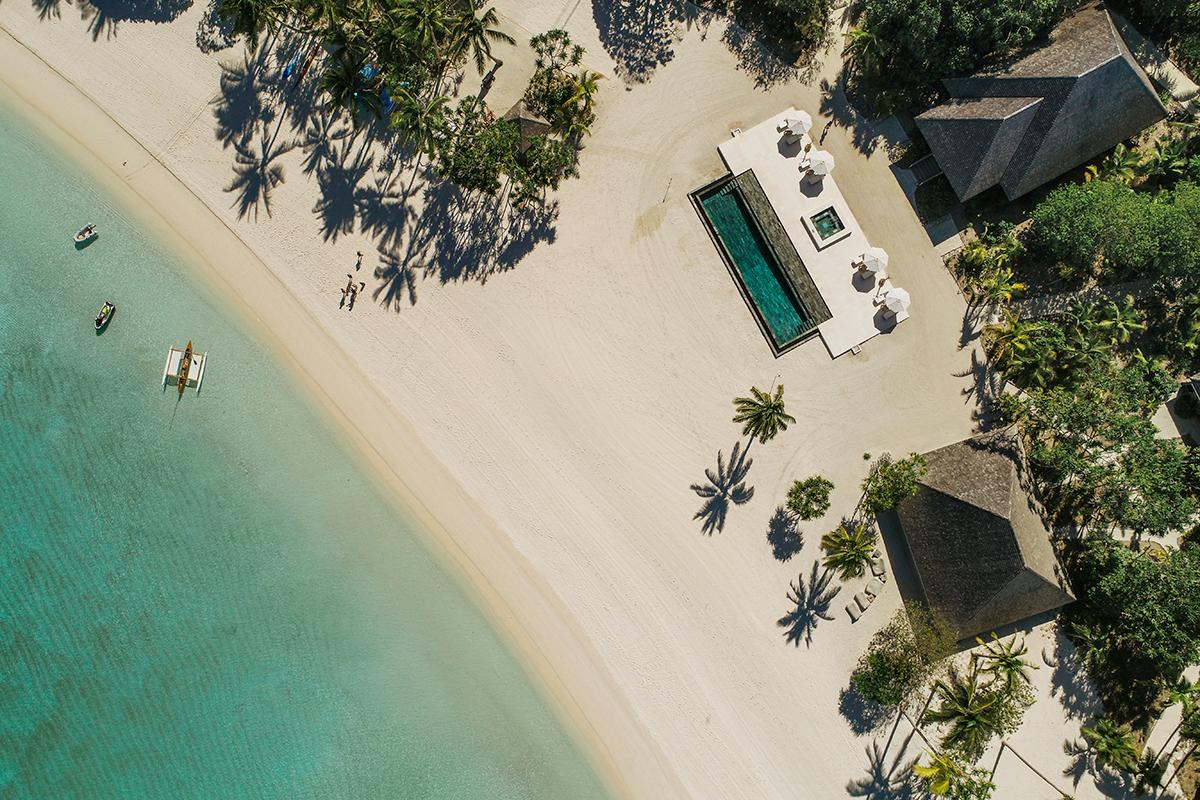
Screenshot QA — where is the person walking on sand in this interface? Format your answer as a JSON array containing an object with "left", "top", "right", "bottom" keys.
[
  {"left": 347, "top": 281, "right": 365, "bottom": 310},
  {"left": 819, "top": 120, "right": 834, "bottom": 145},
  {"left": 340, "top": 274, "right": 355, "bottom": 308},
  {"left": 355, "top": 251, "right": 364, "bottom": 271}
]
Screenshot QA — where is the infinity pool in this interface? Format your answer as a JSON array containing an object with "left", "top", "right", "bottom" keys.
[{"left": 697, "top": 175, "right": 826, "bottom": 351}]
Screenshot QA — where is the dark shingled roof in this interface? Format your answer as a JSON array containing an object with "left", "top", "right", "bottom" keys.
[
  {"left": 502, "top": 101, "right": 552, "bottom": 144},
  {"left": 915, "top": 3, "right": 1165, "bottom": 201},
  {"left": 895, "top": 436, "right": 1074, "bottom": 639}
]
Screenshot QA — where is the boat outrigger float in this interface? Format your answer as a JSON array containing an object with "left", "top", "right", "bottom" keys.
[{"left": 162, "top": 341, "right": 208, "bottom": 394}]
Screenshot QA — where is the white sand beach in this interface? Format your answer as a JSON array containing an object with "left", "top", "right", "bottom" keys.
[{"left": 0, "top": 1, "right": 1119, "bottom": 797}]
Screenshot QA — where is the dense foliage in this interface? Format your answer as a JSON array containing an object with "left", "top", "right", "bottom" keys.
[
  {"left": 1070, "top": 538, "right": 1200, "bottom": 685},
  {"left": 998, "top": 363, "right": 1199, "bottom": 536},
  {"left": 847, "top": 0, "right": 1068, "bottom": 89},
  {"left": 860, "top": 452, "right": 926, "bottom": 514},
  {"left": 216, "top": 0, "right": 594, "bottom": 201},
  {"left": 1121, "top": 0, "right": 1200, "bottom": 70},
  {"left": 1030, "top": 180, "right": 1200, "bottom": 281},
  {"left": 786, "top": 475, "right": 834, "bottom": 520},
  {"left": 850, "top": 603, "right": 954, "bottom": 706}
]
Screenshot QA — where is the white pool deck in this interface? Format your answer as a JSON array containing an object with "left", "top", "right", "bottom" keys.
[{"left": 717, "top": 108, "right": 909, "bottom": 358}]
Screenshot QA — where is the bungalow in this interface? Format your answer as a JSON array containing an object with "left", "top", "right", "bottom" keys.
[
  {"left": 895, "top": 436, "right": 1074, "bottom": 640},
  {"left": 915, "top": 2, "right": 1166, "bottom": 202}
]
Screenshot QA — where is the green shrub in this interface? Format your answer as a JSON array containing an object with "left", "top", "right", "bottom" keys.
[{"left": 786, "top": 475, "right": 834, "bottom": 520}]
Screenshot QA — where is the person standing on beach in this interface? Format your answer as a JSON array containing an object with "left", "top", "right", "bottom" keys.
[
  {"left": 355, "top": 251, "right": 364, "bottom": 271},
  {"left": 819, "top": 120, "right": 834, "bottom": 145}
]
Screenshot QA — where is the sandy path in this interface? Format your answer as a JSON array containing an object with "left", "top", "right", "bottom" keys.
[{"left": 0, "top": 2, "right": 1108, "bottom": 797}]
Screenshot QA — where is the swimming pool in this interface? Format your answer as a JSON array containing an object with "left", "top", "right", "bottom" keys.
[{"left": 695, "top": 172, "right": 830, "bottom": 352}]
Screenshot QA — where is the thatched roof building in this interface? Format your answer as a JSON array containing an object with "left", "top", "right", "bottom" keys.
[
  {"left": 915, "top": 2, "right": 1165, "bottom": 201},
  {"left": 895, "top": 436, "right": 1074, "bottom": 638}
]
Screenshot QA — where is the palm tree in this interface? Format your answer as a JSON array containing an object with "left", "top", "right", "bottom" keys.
[
  {"left": 1154, "top": 678, "right": 1200, "bottom": 771},
  {"left": 819, "top": 522, "right": 877, "bottom": 580},
  {"left": 732, "top": 385, "right": 795, "bottom": 446},
  {"left": 1085, "top": 143, "right": 1139, "bottom": 185},
  {"left": 1140, "top": 136, "right": 1187, "bottom": 181},
  {"left": 987, "top": 310, "right": 1046, "bottom": 365},
  {"left": 974, "top": 266, "right": 1027, "bottom": 307},
  {"left": 974, "top": 633, "right": 1037, "bottom": 690},
  {"left": 319, "top": 49, "right": 382, "bottom": 127},
  {"left": 563, "top": 69, "right": 604, "bottom": 115},
  {"left": 1099, "top": 295, "right": 1145, "bottom": 345},
  {"left": 393, "top": 0, "right": 450, "bottom": 52},
  {"left": 843, "top": 27, "right": 883, "bottom": 76},
  {"left": 452, "top": 5, "right": 515, "bottom": 75},
  {"left": 1081, "top": 718, "right": 1138, "bottom": 774},
  {"left": 391, "top": 88, "right": 448, "bottom": 198},
  {"left": 217, "top": 0, "right": 282, "bottom": 51},
  {"left": 923, "top": 666, "right": 1003, "bottom": 759},
  {"left": 391, "top": 89, "right": 448, "bottom": 160},
  {"left": 913, "top": 749, "right": 965, "bottom": 796}
]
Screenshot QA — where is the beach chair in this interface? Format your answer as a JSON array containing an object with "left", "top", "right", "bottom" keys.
[
  {"left": 870, "top": 555, "right": 886, "bottom": 578},
  {"left": 855, "top": 592, "right": 872, "bottom": 611},
  {"left": 865, "top": 578, "right": 884, "bottom": 597},
  {"left": 846, "top": 603, "right": 863, "bottom": 622}
]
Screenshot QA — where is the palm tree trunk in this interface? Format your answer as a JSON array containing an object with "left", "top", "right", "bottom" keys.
[
  {"left": 1162, "top": 739, "right": 1199, "bottom": 796},
  {"left": 1002, "top": 742, "right": 1071, "bottom": 796}
]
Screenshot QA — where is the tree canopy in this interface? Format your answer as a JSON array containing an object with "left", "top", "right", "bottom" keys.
[
  {"left": 1073, "top": 538, "right": 1200, "bottom": 684},
  {"left": 851, "top": 0, "right": 1068, "bottom": 87}
]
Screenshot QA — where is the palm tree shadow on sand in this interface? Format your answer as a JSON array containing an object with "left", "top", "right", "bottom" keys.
[
  {"left": 690, "top": 440, "right": 754, "bottom": 535},
  {"left": 74, "top": 0, "right": 191, "bottom": 40},
  {"left": 777, "top": 561, "right": 840, "bottom": 647},
  {"left": 846, "top": 735, "right": 919, "bottom": 799},
  {"left": 225, "top": 123, "right": 296, "bottom": 221}
]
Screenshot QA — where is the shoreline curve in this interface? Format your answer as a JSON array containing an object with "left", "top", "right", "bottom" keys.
[{"left": 0, "top": 25, "right": 683, "bottom": 800}]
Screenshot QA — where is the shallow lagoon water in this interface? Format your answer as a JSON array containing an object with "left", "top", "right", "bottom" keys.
[{"left": 0, "top": 104, "right": 608, "bottom": 800}]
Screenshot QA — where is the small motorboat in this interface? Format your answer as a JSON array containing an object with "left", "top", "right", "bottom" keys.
[
  {"left": 94, "top": 301, "right": 115, "bottom": 332},
  {"left": 74, "top": 224, "right": 98, "bottom": 247}
]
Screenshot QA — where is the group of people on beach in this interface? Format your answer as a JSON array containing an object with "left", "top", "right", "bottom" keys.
[{"left": 340, "top": 251, "right": 366, "bottom": 309}]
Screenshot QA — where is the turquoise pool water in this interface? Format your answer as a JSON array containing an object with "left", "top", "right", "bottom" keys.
[
  {"left": 810, "top": 207, "right": 845, "bottom": 240},
  {"left": 700, "top": 184, "right": 809, "bottom": 348},
  {"left": 0, "top": 103, "right": 609, "bottom": 799}
]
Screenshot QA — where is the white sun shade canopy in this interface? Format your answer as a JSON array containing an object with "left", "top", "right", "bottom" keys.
[
  {"left": 782, "top": 111, "right": 813, "bottom": 135},
  {"left": 808, "top": 150, "right": 835, "bottom": 176},
  {"left": 861, "top": 246, "right": 889, "bottom": 273},
  {"left": 883, "top": 287, "right": 912, "bottom": 313}
]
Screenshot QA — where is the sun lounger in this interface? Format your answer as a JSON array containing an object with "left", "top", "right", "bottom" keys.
[
  {"left": 846, "top": 603, "right": 863, "bottom": 622},
  {"left": 870, "top": 558, "right": 886, "bottom": 577},
  {"left": 855, "top": 592, "right": 872, "bottom": 611},
  {"left": 865, "top": 578, "right": 884, "bottom": 596}
]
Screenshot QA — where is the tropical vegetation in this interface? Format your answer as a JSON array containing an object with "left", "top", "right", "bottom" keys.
[
  {"left": 850, "top": 602, "right": 955, "bottom": 707},
  {"left": 819, "top": 522, "right": 876, "bottom": 579},
  {"left": 215, "top": 0, "right": 598, "bottom": 203},
  {"left": 732, "top": 385, "right": 795, "bottom": 446},
  {"left": 786, "top": 475, "right": 834, "bottom": 520},
  {"left": 914, "top": 749, "right": 996, "bottom": 799},
  {"left": 860, "top": 452, "right": 926, "bottom": 514},
  {"left": 843, "top": 0, "right": 1067, "bottom": 106}
]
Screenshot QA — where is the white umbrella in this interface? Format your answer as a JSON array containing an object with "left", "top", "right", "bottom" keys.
[
  {"left": 782, "top": 111, "right": 813, "bottom": 135},
  {"left": 808, "top": 150, "right": 835, "bottom": 176},
  {"left": 882, "top": 287, "right": 911, "bottom": 314},
  {"left": 860, "top": 246, "right": 889, "bottom": 274}
]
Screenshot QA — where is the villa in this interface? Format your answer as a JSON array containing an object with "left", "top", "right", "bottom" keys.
[
  {"left": 894, "top": 436, "right": 1075, "bottom": 640},
  {"left": 916, "top": 2, "right": 1166, "bottom": 202},
  {"left": 693, "top": 109, "right": 910, "bottom": 358}
]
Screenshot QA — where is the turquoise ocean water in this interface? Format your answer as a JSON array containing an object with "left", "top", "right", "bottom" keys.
[{"left": 0, "top": 103, "right": 608, "bottom": 799}]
